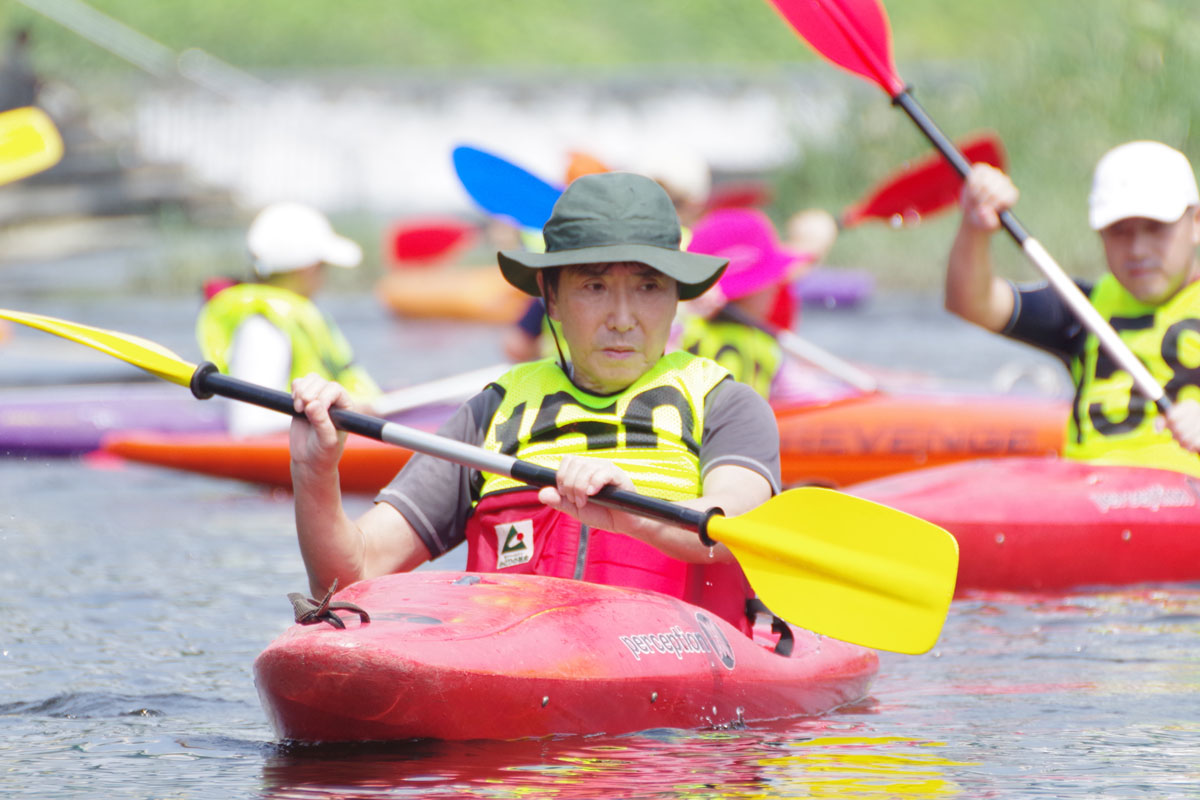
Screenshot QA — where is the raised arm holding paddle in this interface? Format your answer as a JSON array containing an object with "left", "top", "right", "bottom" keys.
[
  {"left": 948, "top": 144, "right": 1200, "bottom": 474},
  {"left": 765, "top": 0, "right": 1200, "bottom": 476}
]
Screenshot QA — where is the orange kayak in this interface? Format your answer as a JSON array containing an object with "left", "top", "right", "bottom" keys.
[
  {"left": 376, "top": 267, "right": 529, "bottom": 323},
  {"left": 101, "top": 390, "right": 1067, "bottom": 493},
  {"left": 776, "top": 390, "right": 1066, "bottom": 487},
  {"left": 102, "top": 430, "right": 414, "bottom": 494},
  {"left": 376, "top": 267, "right": 875, "bottom": 322}
]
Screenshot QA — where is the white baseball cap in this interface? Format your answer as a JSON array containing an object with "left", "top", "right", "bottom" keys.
[
  {"left": 1088, "top": 141, "right": 1200, "bottom": 231},
  {"left": 246, "top": 202, "right": 363, "bottom": 276},
  {"left": 634, "top": 148, "right": 712, "bottom": 207}
]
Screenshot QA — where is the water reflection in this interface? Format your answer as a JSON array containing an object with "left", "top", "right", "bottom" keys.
[
  {"left": 259, "top": 724, "right": 970, "bottom": 799},
  {"left": 6, "top": 297, "right": 1200, "bottom": 799}
]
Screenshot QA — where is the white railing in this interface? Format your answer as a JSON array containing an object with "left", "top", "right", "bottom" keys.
[{"left": 132, "top": 74, "right": 845, "bottom": 214}]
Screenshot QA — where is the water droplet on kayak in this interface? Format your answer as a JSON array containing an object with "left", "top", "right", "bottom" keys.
[
  {"left": 650, "top": 691, "right": 658, "bottom": 703},
  {"left": 995, "top": 532, "right": 1005, "bottom": 544},
  {"left": 541, "top": 696, "right": 549, "bottom": 708},
  {"left": 1121, "top": 529, "right": 1132, "bottom": 541}
]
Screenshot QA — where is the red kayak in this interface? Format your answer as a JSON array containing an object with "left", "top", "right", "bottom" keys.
[
  {"left": 254, "top": 571, "right": 878, "bottom": 742},
  {"left": 846, "top": 457, "right": 1200, "bottom": 594}
]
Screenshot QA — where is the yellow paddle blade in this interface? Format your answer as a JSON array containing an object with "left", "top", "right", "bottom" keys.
[
  {"left": 707, "top": 487, "right": 958, "bottom": 654},
  {"left": 0, "top": 309, "right": 197, "bottom": 387},
  {"left": 0, "top": 107, "right": 64, "bottom": 185}
]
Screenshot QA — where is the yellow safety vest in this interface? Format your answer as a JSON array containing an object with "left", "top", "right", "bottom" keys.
[
  {"left": 1065, "top": 274, "right": 1200, "bottom": 476},
  {"left": 479, "top": 351, "right": 731, "bottom": 500},
  {"left": 196, "top": 283, "right": 379, "bottom": 400},
  {"left": 678, "top": 315, "right": 782, "bottom": 400}
]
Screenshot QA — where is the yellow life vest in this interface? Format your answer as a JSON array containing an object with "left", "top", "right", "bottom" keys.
[
  {"left": 195, "top": 283, "right": 380, "bottom": 400},
  {"left": 479, "top": 351, "right": 731, "bottom": 500},
  {"left": 1065, "top": 274, "right": 1200, "bottom": 476},
  {"left": 678, "top": 315, "right": 782, "bottom": 399}
]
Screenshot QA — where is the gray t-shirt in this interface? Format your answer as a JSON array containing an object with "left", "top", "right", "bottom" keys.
[{"left": 375, "top": 376, "right": 781, "bottom": 559}]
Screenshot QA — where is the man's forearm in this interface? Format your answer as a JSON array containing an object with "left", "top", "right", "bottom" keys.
[
  {"left": 625, "top": 479, "right": 771, "bottom": 565},
  {"left": 946, "top": 224, "right": 1012, "bottom": 332},
  {"left": 292, "top": 460, "right": 365, "bottom": 597}
]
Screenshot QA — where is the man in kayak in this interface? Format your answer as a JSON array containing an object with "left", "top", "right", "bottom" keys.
[
  {"left": 196, "top": 202, "right": 380, "bottom": 437},
  {"left": 290, "top": 172, "right": 781, "bottom": 634},
  {"left": 947, "top": 140, "right": 1200, "bottom": 475}
]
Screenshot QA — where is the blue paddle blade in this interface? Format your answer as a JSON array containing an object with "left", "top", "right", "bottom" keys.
[{"left": 452, "top": 145, "right": 563, "bottom": 230}]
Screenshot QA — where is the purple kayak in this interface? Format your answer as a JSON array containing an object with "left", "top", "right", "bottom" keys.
[
  {"left": 0, "top": 383, "right": 225, "bottom": 457},
  {"left": 794, "top": 267, "right": 875, "bottom": 308}
]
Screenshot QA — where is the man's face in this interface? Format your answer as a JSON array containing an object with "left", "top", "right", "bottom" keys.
[
  {"left": 543, "top": 262, "right": 678, "bottom": 395},
  {"left": 1099, "top": 207, "right": 1200, "bottom": 304}
]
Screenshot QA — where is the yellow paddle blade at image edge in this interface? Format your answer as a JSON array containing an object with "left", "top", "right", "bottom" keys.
[
  {"left": 0, "top": 107, "right": 64, "bottom": 185},
  {"left": 0, "top": 309, "right": 197, "bottom": 387},
  {"left": 707, "top": 487, "right": 959, "bottom": 655}
]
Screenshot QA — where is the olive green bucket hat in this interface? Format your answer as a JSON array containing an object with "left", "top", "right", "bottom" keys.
[{"left": 498, "top": 172, "right": 728, "bottom": 300}]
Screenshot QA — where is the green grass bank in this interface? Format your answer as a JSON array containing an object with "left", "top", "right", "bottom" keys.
[{"left": 5, "top": 0, "right": 1199, "bottom": 291}]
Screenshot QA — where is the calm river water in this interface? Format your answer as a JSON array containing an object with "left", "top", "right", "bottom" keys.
[{"left": 1, "top": 289, "right": 1197, "bottom": 799}]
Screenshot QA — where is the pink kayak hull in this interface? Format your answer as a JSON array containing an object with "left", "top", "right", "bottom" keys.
[
  {"left": 847, "top": 457, "right": 1200, "bottom": 594},
  {"left": 254, "top": 571, "right": 878, "bottom": 742}
]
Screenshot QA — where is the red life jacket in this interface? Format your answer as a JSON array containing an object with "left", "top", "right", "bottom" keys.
[{"left": 464, "top": 488, "right": 755, "bottom": 635}]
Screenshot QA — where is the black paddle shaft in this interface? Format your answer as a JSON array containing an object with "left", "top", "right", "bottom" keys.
[
  {"left": 891, "top": 90, "right": 1031, "bottom": 245},
  {"left": 188, "top": 362, "right": 721, "bottom": 544}
]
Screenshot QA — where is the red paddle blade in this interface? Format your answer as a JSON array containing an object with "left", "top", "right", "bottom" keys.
[
  {"left": 766, "top": 0, "right": 905, "bottom": 96},
  {"left": 387, "top": 218, "right": 477, "bottom": 267},
  {"left": 842, "top": 133, "right": 1007, "bottom": 227},
  {"left": 704, "top": 179, "right": 774, "bottom": 212}
]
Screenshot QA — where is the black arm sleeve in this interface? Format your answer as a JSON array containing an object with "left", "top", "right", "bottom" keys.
[{"left": 1001, "top": 278, "right": 1094, "bottom": 366}]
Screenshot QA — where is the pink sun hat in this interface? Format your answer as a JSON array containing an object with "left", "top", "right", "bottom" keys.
[{"left": 686, "top": 208, "right": 809, "bottom": 301}]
